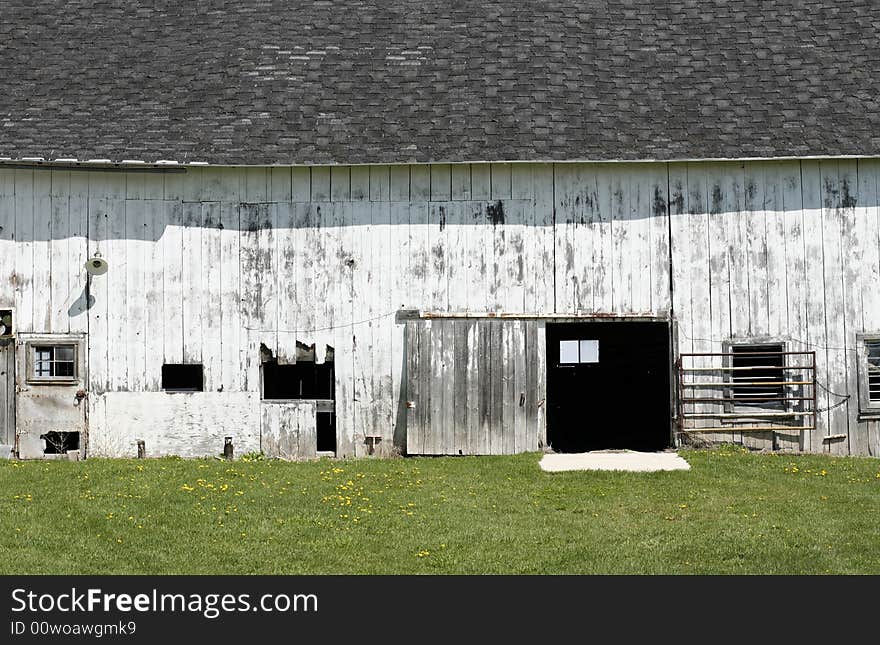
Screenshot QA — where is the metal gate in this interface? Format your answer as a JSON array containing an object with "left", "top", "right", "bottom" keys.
[{"left": 676, "top": 349, "right": 817, "bottom": 448}]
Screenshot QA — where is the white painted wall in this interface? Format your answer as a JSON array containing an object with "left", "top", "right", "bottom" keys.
[{"left": 0, "top": 160, "right": 877, "bottom": 457}]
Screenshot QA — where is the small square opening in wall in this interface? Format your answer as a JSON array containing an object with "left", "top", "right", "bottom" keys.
[
  {"left": 42, "top": 431, "right": 80, "bottom": 454},
  {"left": 162, "top": 364, "right": 204, "bottom": 392}
]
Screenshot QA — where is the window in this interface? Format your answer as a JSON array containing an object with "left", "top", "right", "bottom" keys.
[
  {"left": 869, "top": 341, "right": 880, "bottom": 403},
  {"left": 262, "top": 360, "right": 334, "bottom": 400},
  {"left": 29, "top": 344, "right": 77, "bottom": 382},
  {"left": 559, "top": 339, "right": 599, "bottom": 364},
  {"left": 162, "top": 364, "right": 204, "bottom": 392},
  {"left": 730, "top": 343, "right": 785, "bottom": 407},
  {"left": 860, "top": 336, "right": 880, "bottom": 414}
]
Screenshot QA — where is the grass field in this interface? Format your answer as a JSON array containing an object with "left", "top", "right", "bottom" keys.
[{"left": 1, "top": 446, "right": 879, "bottom": 574}]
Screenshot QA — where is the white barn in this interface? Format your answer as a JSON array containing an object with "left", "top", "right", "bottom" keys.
[{"left": 1, "top": 1, "right": 878, "bottom": 459}]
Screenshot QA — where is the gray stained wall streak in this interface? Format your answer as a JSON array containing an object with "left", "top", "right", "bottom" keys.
[{"left": 0, "top": 160, "right": 878, "bottom": 457}]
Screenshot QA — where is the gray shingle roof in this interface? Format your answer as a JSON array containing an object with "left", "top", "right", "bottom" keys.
[{"left": 2, "top": 0, "right": 880, "bottom": 165}]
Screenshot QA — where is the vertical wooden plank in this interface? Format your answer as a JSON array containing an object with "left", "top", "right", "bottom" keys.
[
  {"left": 143, "top": 200, "right": 165, "bottom": 391},
  {"left": 444, "top": 202, "right": 467, "bottom": 311},
  {"left": 373, "top": 201, "right": 394, "bottom": 448},
  {"left": 844, "top": 161, "right": 869, "bottom": 455},
  {"left": 104, "top": 189, "right": 128, "bottom": 391},
  {"left": 453, "top": 319, "right": 468, "bottom": 455},
  {"left": 858, "top": 159, "right": 880, "bottom": 335},
  {"left": 368, "top": 165, "right": 390, "bottom": 203},
  {"left": 202, "top": 202, "right": 223, "bottom": 392},
  {"left": 744, "top": 162, "right": 770, "bottom": 337},
  {"left": 779, "top": 161, "right": 807, "bottom": 450},
  {"left": 630, "top": 164, "right": 653, "bottom": 313},
  {"left": 801, "top": 160, "right": 829, "bottom": 451},
  {"left": 405, "top": 321, "right": 421, "bottom": 455},
  {"left": 244, "top": 167, "right": 268, "bottom": 202},
  {"left": 240, "top": 203, "right": 276, "bottom": 391},
  {"left": 49, "top": 171, "right": 71, "bottom": 333},
  {"left": 650, "top": 164, "right": 671, "bottom": 315},
  {"left": 532, "top": 164, "right": 555, "bottom": 313},
  {"left": 440, "top": 318, "right": 455, "bottom": 454},
  {"left": 765, "top": 162, "right": 788, "bottom": 340},
  {"left": 87, "top": 189, "right": 110, "bottom": 394},
  {"left": 477, "top": 319, "right": 491, "bottom": 454},
  {"left": 217, "top": 202, "right": 241, "bottom": 392},
  {"left": 471, "top": 164, "right": 491, "bottom": 201},
  {"left": 427, "top": 317, "right": 444, "bottom": 454},
  {"left": 593, "top": 164, "right": 614, "bottom": 312},
  {"left": 161, "top": 200, "right": 184, "bottom": 366},
  {"left": 430, "top": 164, "right": 452, "bottom": 202},
  {"left": 511, "top": 164, "right": 534, "bottom": 201},
  {"left": 0, "top": 169, "right": 16, "bottom": 307},
  {"left": 418, "top": 320, "right": 432, "bottom": 455},
  {"left": 489, "top": 320, "right": 504, "bottom": 454},
  {"left": 330, "top": 166, "right": 351, "bottom": 202},
  {"left": 350, "top": 166, "right": 370, "bottom": 201},
  {"left": 823, "top": 161, "right": 851, "bottom": 455},
  {"left": 513, "top": 320, "right": 528, "bottom": 453},
  {"left": 183, "top": 167, "right": 204, "bottom": 202},
  {"left": 269, "top": 167, "right": 292, "bottom": 202},
  {"left": 124, "top": 200, "right": 146, "bottom": 391},
  {"left": 14, "top": 169, "right": 34, "bottom": 333},
  {"left": 526, "top": 320, "right": 542, "bottom": 450},
  {"left": 611, "top": 165, "right": 630, "bottom": 313},
  {"left": 451, "top": 164, "right": 471, "bottom": 201},
  {"left": 67, "top": 173, "right": 89, "bottom": 335},
  {"left": 310, "top": 167, "right": 330, "bottom": 202},
  {"left": 553, "top": 163, "right": 585, "bottom": 313},
  {"left": 291, "top": 167, "right": 311, "bottom": 202},
  {"left": 389, "top": 165, "right": 410, "bottom": 202},
  {"left": 410, "top": 165, "right": 430, "bottom": 203},
  {"left": 465, "top": 320, "right": 481, "bottom": 454},
  {"left": 181, "top": 202, "right": 204, "bottom": 365},
  {"left": 274, "top": 202, "right": 297, "bottom": 364},
  {"left": 490, "top": 163, "right": 512, "bottom": 200},
  {"left": 501, "top": 321, "right": 516, "bottom": 454},
  {"left": 428, "top": 203, "right": 448, "bottom": 311}
]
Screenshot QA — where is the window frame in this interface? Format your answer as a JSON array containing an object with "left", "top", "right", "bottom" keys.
[
  {"left": 25, "top": 341, "right": 80, "bottom": 385},
  {"left": 722, "top": 339, "right": 789, "bottom": 415},
  {"left": 857, "top": 332, "right": 880, "bottom": 417}
]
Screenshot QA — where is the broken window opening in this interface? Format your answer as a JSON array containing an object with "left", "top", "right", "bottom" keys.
[
  {"left": 730, "top": 343, "right": 785, "bottom": 407},
  {"left": 162, "top": 364, "right": 204, "bottom": 392},
  {"left": 262, "top": 359, "right": 335, "bottom": 400},
  {"left": 30, "top": 344, "right": 77, "bottom": 381},
  {"left": 42, "top": 431, "right": 80, "bottom": 454}
]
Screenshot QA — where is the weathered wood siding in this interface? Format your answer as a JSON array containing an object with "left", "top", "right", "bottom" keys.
[
  {"left": 405, "top": 318, "right": 543, "bottom": 455},
  {"left": 261, "top": 401, "right": 318, "bottom": 460},
  {"left": 0, "top": 159, "right": 878, "bottom": 457}
]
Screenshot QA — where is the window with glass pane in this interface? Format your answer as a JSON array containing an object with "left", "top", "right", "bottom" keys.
[
  {"left": 868, "top": 340, "right": 880, "bottom": 403},
  {"left": 32, "top": 345, "right": 76, "bottom": 379}
]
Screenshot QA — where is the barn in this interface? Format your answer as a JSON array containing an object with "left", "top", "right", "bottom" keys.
[{"left": 1, "top": 1, "right": 879, "bottom": 460}]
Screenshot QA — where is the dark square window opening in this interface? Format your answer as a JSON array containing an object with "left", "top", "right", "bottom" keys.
[
  {"left": 262, "top": 360, "right": 334, "bottom": 400},
  {"left": 162, "top": 364, "right": 204, "bottom": 392},
  {"left": 730, "top": 344, "right": 785, "bottom": 408}
]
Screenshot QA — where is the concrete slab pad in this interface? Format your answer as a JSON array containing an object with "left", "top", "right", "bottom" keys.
[{"left": 539, "top": 451, "right": 691, "bottom": 473}]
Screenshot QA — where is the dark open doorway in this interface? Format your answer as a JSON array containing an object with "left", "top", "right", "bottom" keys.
[{"left": 546, "top": 321, "right": 671, "bottom": 453}]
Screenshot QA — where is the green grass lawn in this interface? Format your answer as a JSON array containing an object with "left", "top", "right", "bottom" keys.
[{"left": 1, "top": 446, "right": 879, "bottom": 574}]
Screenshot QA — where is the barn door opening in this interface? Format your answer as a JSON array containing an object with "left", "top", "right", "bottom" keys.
[
  {"left": 546, "top": 321, "right": 671, "bottom": 452},
  {"left": 14, "top": 333, "right": 88, "bottom": 459}
]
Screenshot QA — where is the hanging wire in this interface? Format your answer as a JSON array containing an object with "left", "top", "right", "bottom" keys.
[{"left": 244, "top": 310, "right": 398, "bottom": 336}]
